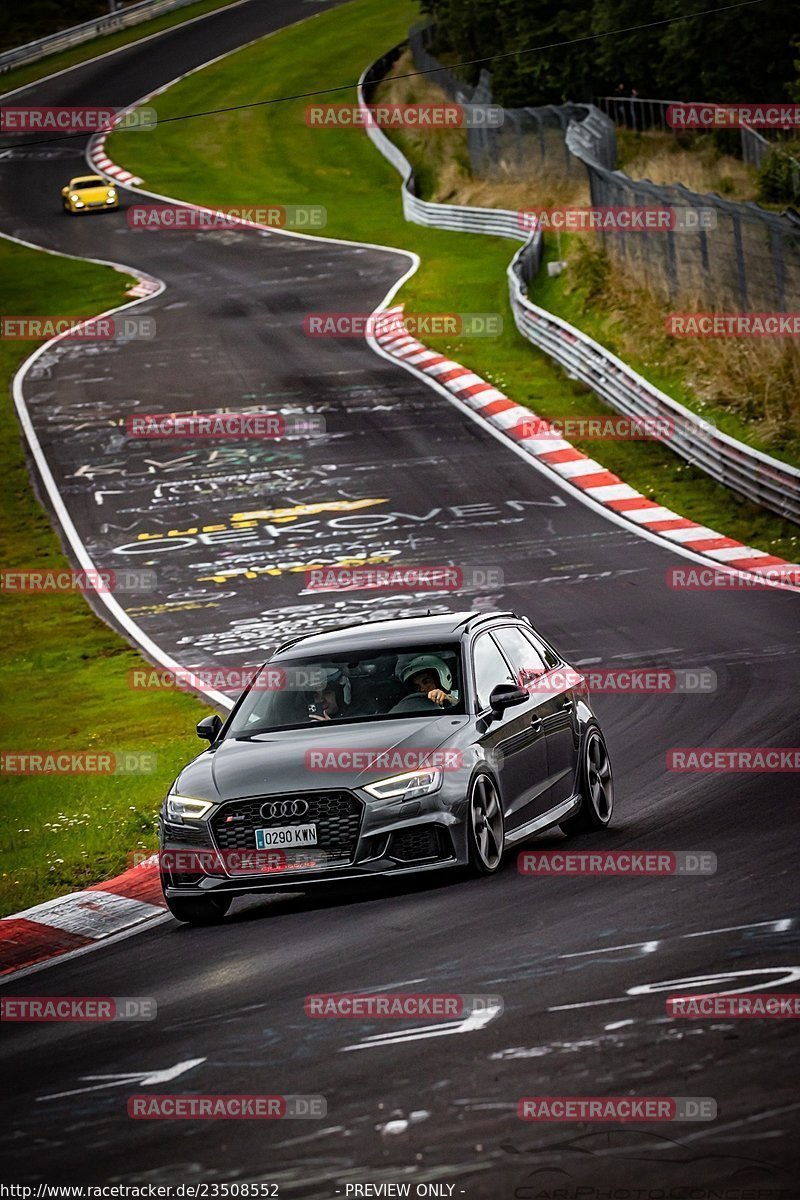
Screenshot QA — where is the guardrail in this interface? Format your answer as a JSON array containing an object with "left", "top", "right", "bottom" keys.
[
  {"left": 359, "top": 47, "right": 800, "bottom": 525},
  {"left": 0, "top": 0, "right": 204, "bottom": 74},
  {"left": 361, "top": 49, "right": 535, "bottom": 245}
]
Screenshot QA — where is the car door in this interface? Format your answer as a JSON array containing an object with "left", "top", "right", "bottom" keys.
[
  {"left": 471, "top": 630, "right": 549, "bottom": 833},
  {"left": 524, "top": 628, "right": 579, "bottom": 805},
  {"left": 493, "top": 625, "right": 578, "bottom": 813}
]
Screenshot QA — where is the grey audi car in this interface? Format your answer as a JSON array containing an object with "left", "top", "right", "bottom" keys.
[{"left": 159, "top": 610, "right": 613, "bottom": 923}]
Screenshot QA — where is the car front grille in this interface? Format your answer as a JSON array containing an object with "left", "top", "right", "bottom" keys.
[{"left": 210, "top": 791, "right": 363, "bottom": 868}]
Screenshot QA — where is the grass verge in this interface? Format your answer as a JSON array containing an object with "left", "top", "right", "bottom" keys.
[
  {"left": 107, "top": 0, "right": 798, "bottom": 565},
  {"left": 0, "top": 237, "right": 210, "bottom": 915},
  {"left": 0, "top": 0, "right": 243, "bottom": 97}
]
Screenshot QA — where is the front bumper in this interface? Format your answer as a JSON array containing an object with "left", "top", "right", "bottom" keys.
[
  {"left": 159, "top": 783, "right": 469, "bottom": 897},
  {"left": 67, "top": 199, "right": 118, "bottom": 212}
]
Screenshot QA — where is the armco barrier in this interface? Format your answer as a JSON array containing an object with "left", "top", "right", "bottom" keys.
[
  {"left": 0, "top": 0, "right": 206, "bottom": 75},
  {"left": 359, "top": 48, "right": 800, "bottom": 525}
]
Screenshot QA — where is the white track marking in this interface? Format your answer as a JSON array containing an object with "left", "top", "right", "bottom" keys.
[
  {"left": 549, "top": 966, "right": 800, "bottom": 1012},
  {"left": 342, "top": 1003, "right": 502, "bottom": 1050},
  {"left": 38, "top": 1056, "right": 206, "bottom": 1101},
  {"left": 560, "top": 918, "right": 795, "bottom": 959}
]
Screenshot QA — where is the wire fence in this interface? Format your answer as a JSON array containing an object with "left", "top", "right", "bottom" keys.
[
  {"left": 408, "top": 24, "right": 800, "bottom": 312},
  {"left": 595, "top": 94, "right": 800, "bottom": 182}
]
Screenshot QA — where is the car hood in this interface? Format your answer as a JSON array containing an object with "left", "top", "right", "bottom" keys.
[{"left": 175, "top": 715, "right": 469, "bottom": 802}]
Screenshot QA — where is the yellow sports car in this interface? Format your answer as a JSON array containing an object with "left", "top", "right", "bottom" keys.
[{"left": 61, "top": 175, "right": 118, "bottom": 214}]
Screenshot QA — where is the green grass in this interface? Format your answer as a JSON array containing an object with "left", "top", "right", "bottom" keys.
[
  {"left": 0, "top": 0, "right": 244, "bottom": 97},
  {"left": 108, "top": 0, "right": 799, "bottom": 564},
  {"left": 0, "top": 238, "right": 212, "bottom": 914}
]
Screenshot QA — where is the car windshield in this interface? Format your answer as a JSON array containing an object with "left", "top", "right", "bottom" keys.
[
  {"left": 226, "top": 644, "right": 465, "bottom": 736},
  {"left": 72, "top": 179, "right": 105, "bottom": 189}
]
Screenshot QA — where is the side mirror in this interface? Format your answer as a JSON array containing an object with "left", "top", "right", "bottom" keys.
[
  {"left": 488, "top": 683, "right": 529, "bottom": 717},
  {"left": 196, "top": 714, "right": 222, "bottom": 742}
]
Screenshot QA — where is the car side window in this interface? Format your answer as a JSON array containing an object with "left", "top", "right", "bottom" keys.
[
  {"left": 523, "top": 628, "right": 560, "bottom": 670},
  {"left": 473, "top": 633, "right": 516, "bottom": 711},
  {"left": 493, "top": 626, "right": 549, "bottom": 689}
]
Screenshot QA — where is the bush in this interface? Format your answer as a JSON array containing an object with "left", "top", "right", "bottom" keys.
[{"left": 758, "top": 149, "right": 800, "bottom": 206}]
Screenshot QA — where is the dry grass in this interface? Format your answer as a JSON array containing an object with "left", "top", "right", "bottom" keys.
[
  {"left": 561, "top": 238, "right": 800, "bottom": 455},
  {"left": 616, "top": 129, "right": 758, "bottom": 201},
  {"left": 373, "top": 50, "right": 590, "bottom": 210}
]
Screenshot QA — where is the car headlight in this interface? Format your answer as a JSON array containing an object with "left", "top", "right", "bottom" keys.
[
  {"left": 362, "top": 768, "right": 441, "bottom": 801},
  {"left": 106, "top": 190, "right": 116, "bottom": 199},
  {"left": 165, "top": 793, "right": 214, "bottom": 821},
  {"left": 70, "top": 194, "right": 80, "bottom": 202}
]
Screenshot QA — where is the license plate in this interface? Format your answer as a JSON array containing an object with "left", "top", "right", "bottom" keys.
[{"left": 255, "top": 824, "right": 317, "bottom": 849}]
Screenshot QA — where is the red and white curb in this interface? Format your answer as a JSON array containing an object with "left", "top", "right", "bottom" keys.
[
  {"left": 126, "top": 275, "right": 160, "bottom": 298},
  {"left": 0, "top": 858, "right": 166, "bottom": 979},
  {"left": 88, "top": 126, "right": 142, "bottom": 187},
  {"left": 373, "top": 307, "right": 800, "bottom": 583}
]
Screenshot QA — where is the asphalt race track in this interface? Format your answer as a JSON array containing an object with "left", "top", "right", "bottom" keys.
[{"left": 0, "top": 1, "right": 799, "bottom": 1194}]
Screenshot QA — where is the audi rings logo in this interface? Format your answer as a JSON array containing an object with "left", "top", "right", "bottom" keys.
[{"left": 260, "top": 799, "right": 309, "bottom": 820}]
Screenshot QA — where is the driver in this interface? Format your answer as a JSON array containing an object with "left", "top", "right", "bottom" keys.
[
  {"left": 308, "top": 666, "right": 352, "bottom": 722},
  {"left": 391, "top": 655, "right": 458, "bottom": 713}
]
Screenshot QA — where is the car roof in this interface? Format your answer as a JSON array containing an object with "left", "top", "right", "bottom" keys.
[
  {"left": 70, "top": 175, "right": 105, "bottom": 183},
  {"left": 271, "top": 610, "right": 521, "bottom": 658}
]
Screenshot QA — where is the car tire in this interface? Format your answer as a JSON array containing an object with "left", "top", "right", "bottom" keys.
[
  {"left": 560, "top": 724, "right": 614, "bottom": 836},
  {"left": 164, "top": 893, "right": 232, "bottom": 925},
  {"left": 467, "top": 772, "right": 505, "bottom": 875}
]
